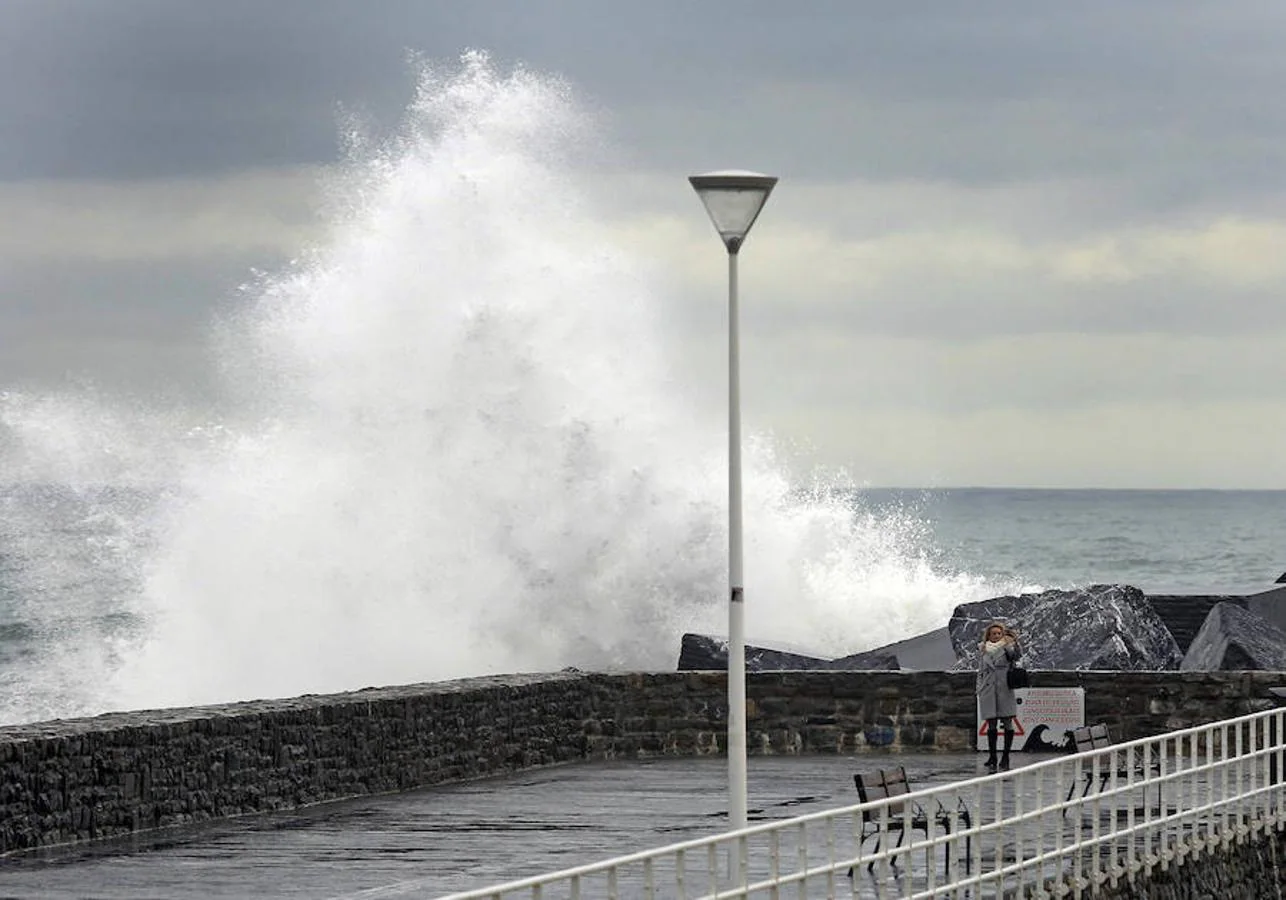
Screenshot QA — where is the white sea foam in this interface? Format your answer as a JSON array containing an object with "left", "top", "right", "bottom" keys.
[{"left": 0, "top": 53, "right": 1003, "bottom": 722}]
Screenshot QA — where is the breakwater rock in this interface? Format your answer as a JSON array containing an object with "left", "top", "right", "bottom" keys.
[{"left": 677, "top": 584, "right": 1286, "bottom": 673}]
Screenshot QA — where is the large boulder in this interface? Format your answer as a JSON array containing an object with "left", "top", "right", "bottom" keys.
[
  {"left": 1145, "top": 594, "right": 1245, "bottom": 654},
  {"left": 1246, "top": 585, "right": 1286, "bottom": 635},
  {"left": 1181, "top": 602, "right": 1286, "bottom": 671},
  {"left": 948, "top": 584, "right": 1183, "bottom": 671},
  {"left": 854, "top": 627, "right": 958, "bottom": 671}
]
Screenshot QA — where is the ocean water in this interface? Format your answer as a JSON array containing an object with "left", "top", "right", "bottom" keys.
[
  {"left": 860, "top": 487, "right": 1286, "bottom": 597},
  {"left": 1, "top": 54, "right": 1282, "bottom": 728}
]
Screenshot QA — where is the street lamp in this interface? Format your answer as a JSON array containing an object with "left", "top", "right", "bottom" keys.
[{"left": 689, "top": 170, "right": 777, "bottom": 838}]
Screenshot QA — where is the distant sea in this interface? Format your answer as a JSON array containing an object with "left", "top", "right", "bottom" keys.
[{"left": 859, "top": 487, "right": 1286, "bottom": 596}]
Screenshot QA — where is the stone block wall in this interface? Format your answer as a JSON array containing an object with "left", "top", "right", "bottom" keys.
[
  {"left": 3, "top": 669, "right": 1286, "bottom": 856},
  {"left": 1090, "top": 828, "right": 1286, "bottom": 899}
]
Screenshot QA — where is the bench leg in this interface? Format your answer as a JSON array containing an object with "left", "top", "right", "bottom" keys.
[
  {"left": 864, "top": 831, "right": 907, "bottom": 872},
  {"left": 941, "top": 820, "right": 951, "bottom": 878},
  {"left": 1063, "top": 773, "right": 1089, "bottom": 817},
  {"left": 957, "top": 809, "right": 973, "bottom": 875}
]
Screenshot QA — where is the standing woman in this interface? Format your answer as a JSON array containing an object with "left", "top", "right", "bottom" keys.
[{"left": 977, "top": 622, "right": 1022, "bottom": 771}]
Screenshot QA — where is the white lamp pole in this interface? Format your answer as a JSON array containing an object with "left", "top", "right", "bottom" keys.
[{"left": 689, "top": 170, "right": 777, "bottom": 841}]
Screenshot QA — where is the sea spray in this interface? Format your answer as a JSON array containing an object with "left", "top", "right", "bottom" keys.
[{"left": 0, "top": 53, "right": 1004, "bottom": 722}]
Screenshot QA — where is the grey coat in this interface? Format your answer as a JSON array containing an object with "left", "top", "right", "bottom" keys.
[{"left": 976, "top": 639, "right": 1023, "bottom": 719}]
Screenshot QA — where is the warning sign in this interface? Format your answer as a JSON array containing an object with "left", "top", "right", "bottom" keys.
[
  {"left": 978, "top": 718, "right": 1025, "bottom": 737},
  {"left": 976, "top": 687, "right": 1084, "bottom": 753}
]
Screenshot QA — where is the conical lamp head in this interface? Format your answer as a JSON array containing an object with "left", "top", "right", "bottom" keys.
[{"left": 689, "top": 170, "right": 777, "bottom": 252}]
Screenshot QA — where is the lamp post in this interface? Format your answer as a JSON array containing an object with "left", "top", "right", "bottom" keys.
[{"left": 689, "top": 170, "right": 777, "bottom": 839}]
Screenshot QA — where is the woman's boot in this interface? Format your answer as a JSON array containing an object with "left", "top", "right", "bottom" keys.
[
  {"left": 985, "top": 721, "right": 999, "bottom": 771},
  {"left": 1000, "top": 727, "right": 1014, "bottom": 770}
]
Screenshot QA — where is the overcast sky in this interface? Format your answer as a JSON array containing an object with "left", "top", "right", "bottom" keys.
[{"left": 5, "top": 0, "right": 1286, "bottom": 488}]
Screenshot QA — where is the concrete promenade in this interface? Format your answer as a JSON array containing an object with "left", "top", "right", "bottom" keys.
[{"left": 0, "top": 752, "right": 1002, "bottom": 899}]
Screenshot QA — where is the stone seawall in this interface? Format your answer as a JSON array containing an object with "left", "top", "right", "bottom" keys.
[
  {"left": 1092, "top": 827, "right": 1286, "bottom": 899},
  {"left": 3, "top": 669, "right": 1285, "bottom": 856}
]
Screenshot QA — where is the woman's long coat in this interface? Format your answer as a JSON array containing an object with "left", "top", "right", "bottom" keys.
[{"left": 976, "top": 640, "right": 1023, "bottom": 719}]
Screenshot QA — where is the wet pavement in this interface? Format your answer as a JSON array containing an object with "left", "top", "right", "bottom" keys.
[{"left": 0, "top": 752, "right": 996, "bottom": 900}]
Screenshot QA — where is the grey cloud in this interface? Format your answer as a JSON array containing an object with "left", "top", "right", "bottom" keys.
[
  {"left": 7, "top": 0, "right": 1286, "bottom": 489},
  {"left": 0, "top": 0, "right": 416, "bottom": 179},
  {"left": 0, "top": 0, "right": 730, "bottom": 179},
  {"left": 0, "top": 256, "right": 271, "bottom": 396},
  {"left": 6, "top": 0, "right": 1286, "bottom": 198},
  {"left": 0, "top": 169, "right": 324, "bottom": 263},
  {"left": 733, "top": 331, "right": 1286, "bottom": 420},
  {"left": 2, "top": 258, "right": 242, "bottom": 336},
  {"left": 739, "top": 269, "right": 1286, "bottom": 341}
]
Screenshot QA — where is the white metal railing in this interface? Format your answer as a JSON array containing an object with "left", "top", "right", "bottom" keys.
[{"left": 428, "top": 707, "right": 1286, "bottom": 899}]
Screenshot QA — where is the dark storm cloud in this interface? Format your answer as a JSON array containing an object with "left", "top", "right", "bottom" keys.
[
  {"left": 6, "top": 0, "right": 1286, "bottom": 197},
  {"left": 0, "top": 0, "right": 745, "bottom": 179},
  {"left": 0, "top": 0, "right": 415, "bottom": 178}
]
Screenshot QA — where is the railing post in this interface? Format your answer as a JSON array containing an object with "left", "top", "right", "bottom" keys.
[
  {"left": 846, "top": 809, "right": 859, "bottom": 897},
  {"left": 1054, "top": 756, "right": 1067, "bottom": 886},
  {"left": 1107, "top": 747, "right": 1119, "bottom": 887},
  {"left": 1277, "top": 709, "right": 1286, "bottom": 826},
  {"left": 1255, "top": 716, "right": 1265, "bottom": 828},
  {"left": 1070, "top": 755, "right": 1084, "bottom": 900},
  {"left": 707, "top": 842, "right": 718, "bottom": 898},
  {"left": 1222, "top": 722, "right": 1231, "bottom": 841},
  {"left": 969, "top": 778, "right": 982, "bottom": 892},
  {"left": 737, "top": 833, "right": 748, "bottom": 891},
  {"left": 875, "top": 801, "right": 891, "bottom": 885},
  {"left": 1124, "top": 743, "right": 1135, "bottom": 884},
  {"left": 1270, "top": 710, "right": 1280, "bottom": 787},
  {"left": 766, "top": 827, "right": 779, "bottom": 896},
  {"left": 1013, "top": 769, "right": 1024, "bottom": 891},
  {"left": 1033, "top": 769, "right": 1045, "bottom": 891},
  {"left": 1091, "top": 749, "right": 1102, "bottom": 884},
  {"left": 1203, "top": 726, "right": 1213, "bottom": 847}
]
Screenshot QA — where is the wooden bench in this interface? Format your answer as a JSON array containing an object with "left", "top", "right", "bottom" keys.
[
  {"left": 850, "top": 766, "right": 971, "bottom": 875},
  {"left": 1064, "top": 723, "right": 1163, "bottom": 814}
]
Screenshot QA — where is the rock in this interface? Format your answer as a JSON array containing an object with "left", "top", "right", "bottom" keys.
[
  {"left": 853, "top": 627, "right": 958, "bottom": 671},
  {"left": 825, "top": 649, "right": 901, "bottom": 671},
  {"left": 1145, "top": 595, "right": 1246, "bottom": 654},
  {"left": 1181, "top": 602, "right": 1286, "bottom": 671},
  {"left": 676, "top": 633, "right": 727, "bottom": 670},
  {"left": 948, "top": 584, "right": 1183, "bottom": 672},
  {"left": 677, "top": 634, "right": 832, "bottom": 672},
  {"left": 1246, "top": 585, "right": 1286, "bottom": 635},
  {"left": 676, "top": 634, "right": 899, "bottom": 672}
]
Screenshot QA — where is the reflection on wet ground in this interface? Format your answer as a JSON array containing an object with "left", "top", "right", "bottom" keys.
[{"left": 0, "top": 753, "right": 993, "bottom": 899}]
